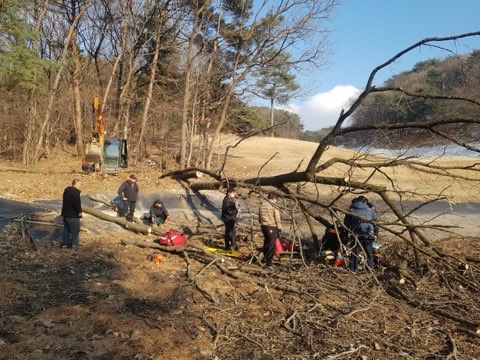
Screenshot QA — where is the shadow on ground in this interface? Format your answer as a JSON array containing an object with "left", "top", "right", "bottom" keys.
[{"left": 0, "top": 222, "right": 212, "bottom": 360}]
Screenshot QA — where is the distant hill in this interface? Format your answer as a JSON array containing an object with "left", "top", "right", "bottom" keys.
[{"left": 335, "top": 51, "right": 480, "bottom": 148}]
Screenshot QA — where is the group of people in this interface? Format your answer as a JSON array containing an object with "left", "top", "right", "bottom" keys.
[
  {"left": 222, "top": 188, "right": 379, "bottom": 270},
  {"left": 320, "top": 195, "right": 378, "bottom": 270},
  {"left": 115, "top": 174, "right": 169, "bottom": 226},
  {"left": 221, "top": 188, "right": 282, "bottom": 268},
  {"left": 62, "top": 175, "right": 378, "bottom": 270},
  {"left": 61, "top": 174, "right": 169, "bottom": 249}
]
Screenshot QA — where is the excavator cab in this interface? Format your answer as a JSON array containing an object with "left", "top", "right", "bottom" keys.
[
  {"left": 83, "top": 95, "right": 128, "bottom": 173},
  {"left": 102, "top": 137, "right": 128, "bottom": 172}
]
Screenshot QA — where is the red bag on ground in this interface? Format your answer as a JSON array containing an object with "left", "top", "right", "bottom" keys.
[
  {"left": 156, "top": 231, "right": 187, "bottom": 246},
  {"left": 274, "top": 237, "right": 283, "bottom": 255},
  {"left": 280, "top": 241, "right": 293, "bottom": 252}
]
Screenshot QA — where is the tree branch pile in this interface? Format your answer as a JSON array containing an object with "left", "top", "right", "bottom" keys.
[{"left": 120, "top": 230, "right": 480, "bottom": 359}]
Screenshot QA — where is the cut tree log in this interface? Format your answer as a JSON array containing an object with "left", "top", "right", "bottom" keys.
[{"left": 82, "top": 205, "right": 163, "bottom": 235}]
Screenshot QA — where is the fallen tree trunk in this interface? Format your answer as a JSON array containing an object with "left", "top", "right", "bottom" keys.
[
  {"left": 88, "top": 196, "right": 116, "bottom": 209},
  {"left": 466, "top": 256, "right": 480, "bottom": 264},
  {"left": 82, "top": 205, "right": 162, "bottom": 235},
  {"left": 0, "top": 166, "right": 82, "bottom": 175},
  {"left": 191, "top": 182, "right": 223, "bottom": 191}
]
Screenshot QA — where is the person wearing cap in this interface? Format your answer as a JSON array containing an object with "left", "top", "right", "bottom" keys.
[
  {"left": 61, "top": 178, "right": 82, "bottom": 249},
  {"left": 118, "top": 174, "right": 139, "bottom": 221},
  {"left": 259, "top": 192, "right": 282, "bottom": 267},
  {"left": 147, "top": 199, "right": 169, "bottom": 226},
  {"left": 221, "top": 186, "right": 239, "bottom": 251}
]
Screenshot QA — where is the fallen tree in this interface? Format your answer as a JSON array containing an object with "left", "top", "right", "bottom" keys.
[
  {"left": 161, "top": 31, "right": 480, "bottom": 252},
  {"left": 157, "top": 31, "right": 480, "bottom": 333},
  {"left": 82, "top": 205, "right": 163, "bottom": 236}
]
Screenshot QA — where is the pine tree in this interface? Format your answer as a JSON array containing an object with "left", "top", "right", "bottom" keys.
[
  {"left": 0, "top": 0, "right": 45, "bottom": 90},
  {"left": 255, "top": 51, "right": 300, "bottom": 136}
]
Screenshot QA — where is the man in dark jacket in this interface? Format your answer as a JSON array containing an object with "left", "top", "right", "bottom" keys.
[
  {"left": 147, "top": 199, "right": 169, "bottom": 226},
  {"left": 344, "top": 196, "right": 378, "bottom": 270},
  {"left": 221, "top": 187, "right": 239, "bottom": 251},
  {"left": 118, "top": 174, "right": 139, "bottom": 221},
  {"left": 61, "top": 178, "right": 82, "bottom": 249}
]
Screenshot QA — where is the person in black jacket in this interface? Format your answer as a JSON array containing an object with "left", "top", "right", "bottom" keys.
[
  {"left": 221, "top": 187, "right": 239, "bottom": 251},
  {"left": 146, "top": 199, "right": 169, "bottom": 226},
  {"left": 61, "top": 178, "right": 82, "bottom": 249},
  {"left": 118, "top": 174, "right": 139, "bottom": 221}
]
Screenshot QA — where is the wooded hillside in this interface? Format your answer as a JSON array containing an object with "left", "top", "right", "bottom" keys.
[
  {"left": 340, "top": 51, "right": 480, "bottom": 147},
  {"left": 0, "top": 0, "right": 336, "bottom": 168}
]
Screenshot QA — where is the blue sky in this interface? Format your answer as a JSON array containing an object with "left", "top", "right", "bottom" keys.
[{"left": 288, "top": 0, "right": 480, "bottom": 130}]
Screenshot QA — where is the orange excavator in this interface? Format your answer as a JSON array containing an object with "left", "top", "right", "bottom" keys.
[{"left": 82, "top": 95, "right": 128, "bottom": 173}]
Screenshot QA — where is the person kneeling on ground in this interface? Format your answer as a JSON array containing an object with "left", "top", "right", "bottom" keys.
[
  {"left": 61, "top": 178, "right": 82, "bottom": 249},
  {"left": 146, "top": 199, "right": 169, "bottom": 226},
  {"left": 259, "top": 192, "right": 282, "bottom": 267},
  {"left": 321, "top": 222, "right": 348, "bottom": 253},
  {"left": 221, "top": 186, "right": 239, "bottom": 251},
  {"left": 344, "top": 196, "right": 378, "bottom": 270}
]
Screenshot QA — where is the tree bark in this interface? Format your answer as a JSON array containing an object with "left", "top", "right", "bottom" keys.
[
  {"left": 101, "top": 0, "right": 131, "bottom": 116},
  {"left": 71, "top": 31, "right": 84, "bottom": 157},
  {"left": 33, "top": 5, "right": 86, "bottom": 163},
  {"left": 133, "top": 9, "right": 164, "bottom": 161},
  {"left": 270, "top": 97, "right": 275, "bottom": 137},
  {"left": 82, "top": 205, "right": 162, "bottom": 235},
  {"left": 180, "top": 3, "right": 207, "bottom": 169}
]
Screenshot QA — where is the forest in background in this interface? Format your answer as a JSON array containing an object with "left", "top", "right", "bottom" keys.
[{"left": 0, "top": 0, "right": 331, "bottom": 169}]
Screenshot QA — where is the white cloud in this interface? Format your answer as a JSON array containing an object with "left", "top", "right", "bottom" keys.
[{"left": 289, "top": 85, "right": 361, "bottom": 131}]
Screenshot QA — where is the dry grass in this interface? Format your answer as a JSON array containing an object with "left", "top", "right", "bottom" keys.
[{"left": 219, "top": 136, "right": 480, "bottom": 202}]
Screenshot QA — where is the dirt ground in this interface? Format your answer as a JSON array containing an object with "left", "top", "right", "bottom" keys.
[
  {"left": 1, "top": 222, "right": 479, "bottom": 359},
  {"left": 0, "top": 140, "right": 479, "bottom": 359},
  {"left": 1, "top": 136, "right": 479, "bottom": 203}
]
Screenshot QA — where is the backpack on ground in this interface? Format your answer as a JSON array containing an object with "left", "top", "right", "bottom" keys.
[{"left": 155, "top": 230, "right": 187, "bottom": 246}]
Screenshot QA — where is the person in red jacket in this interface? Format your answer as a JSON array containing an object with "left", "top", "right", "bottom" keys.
[{"left": 61, "top": 178, "right": 82, "bottom": 249}]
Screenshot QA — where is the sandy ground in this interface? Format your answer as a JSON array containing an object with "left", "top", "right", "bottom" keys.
[
  {"left": 217, "top": 135, "right": 480, "bottom": 203},
  {"left": 1, "top": 136, "right": 479, "bottom": 203}
]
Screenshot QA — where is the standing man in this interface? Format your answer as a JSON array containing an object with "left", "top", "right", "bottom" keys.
[
  {"left": 259, "top": 192, "right": 282, "bottom": 267},
  {"left": 61, "top": 178, "right": 82, "bottom": 249},
  {"left": 344, "top": 196, "right": 378, "bottom": 270},
  {"left": 118, "top": 174, "right": 139, "bottom": 222},
  {"left": 221, "top": 187, "right": 239, "bottom": 251}
]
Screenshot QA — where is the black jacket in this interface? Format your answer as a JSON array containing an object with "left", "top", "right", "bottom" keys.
[
  {"left": 61, "top": 186, "right": 82, "bottom": 218},
  {"left": 118, "top": 180, "right": 139, "bottom": 201},
  {"left": 149, "top": 203, "right": 169, "bottom": 220},
  {"left": 221, "top": 195, "right": 238, "bottom": 222}
]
